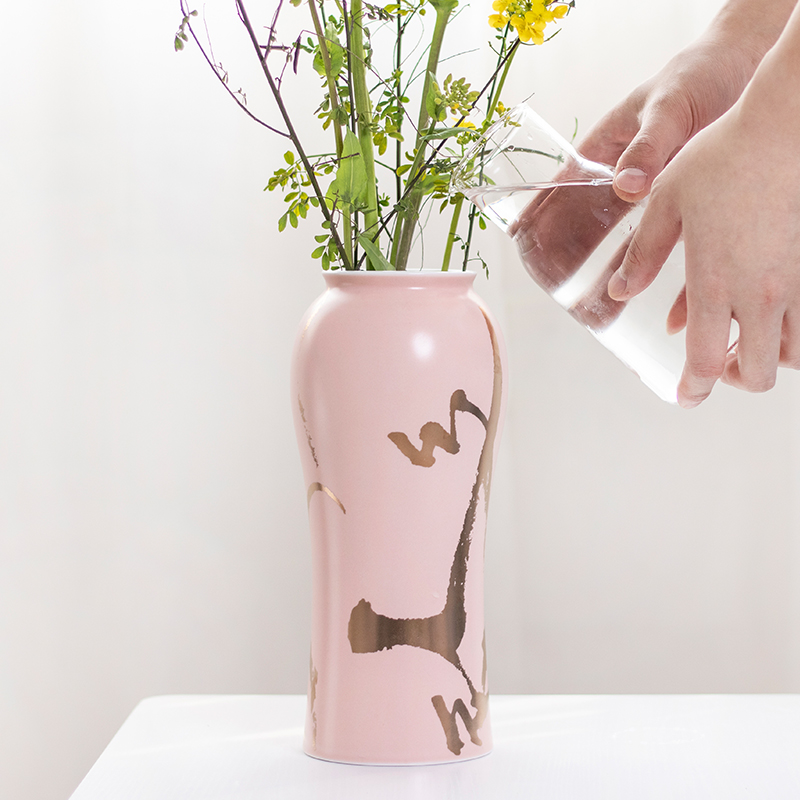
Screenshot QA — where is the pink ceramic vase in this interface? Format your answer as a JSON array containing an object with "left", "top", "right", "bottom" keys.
[{"left": 291, "top": 270, "right": 507, "bottom": 764}]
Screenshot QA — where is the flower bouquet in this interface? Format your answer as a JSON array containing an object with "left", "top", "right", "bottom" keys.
[{"left": 176, "top": 0, "right": 571, "bottom": 273}]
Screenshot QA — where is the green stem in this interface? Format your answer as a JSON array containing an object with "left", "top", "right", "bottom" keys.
[
  {"left": 349, "top": 0, "right": 380, "bottom": 257},
  {"left": 389, "top": 128, "right": 428, "bottom": 266},
  {"left": 343, "top": 210, "right": 354, "bottom": 266},
  {"left": 456, "top": 35, "right": 519, "bottom": 273},
  {"left": 486, "top": 35, "right": 519, "bottom": 120},
  {"left": 394, "top": 11, "right": 403, "bottom": 203},
  {"left": 441, "top": 195, "right": 463, "bottom": 271},
  {"left": 391, "top": 0, "right": 457, "bottom": 270},
  {"left": 308, "top": 0, "right": 344, "bottom": 159},
  {"left": 461, "top": 204, "right": 477, "bottom": 271}
]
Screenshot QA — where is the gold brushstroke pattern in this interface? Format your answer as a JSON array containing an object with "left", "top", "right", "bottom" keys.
[
  {"left": 298, "top": 396, "right": 319, "bottom": 467},
  {"left": 307, "top": 482, "right": 347, "bottom": 514},
  {"left": 308, "top": 652, "right": 318, "bottom": 751},
  {"left": 348, "top": 308, "right": 503, "bottom": 755},
  {"left": 388, "top": 389, "right": 488, "bottom": 467},
  {"left": 431, "top": 692, "right": 489, "bottom": 755}
]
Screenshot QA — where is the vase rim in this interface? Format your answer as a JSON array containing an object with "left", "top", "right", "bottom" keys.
[
  {"left": 326, "top": 269, "right": 477, "bottom": 275},
  {"left": 323, "top": 269, "right": 477, "bottom": 289}
]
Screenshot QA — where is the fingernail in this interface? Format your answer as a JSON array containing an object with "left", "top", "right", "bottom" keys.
[
  {"left": 607, "top": 271, "right": 628, "bottom": 299},
  {"left": 614, "top": 167, "right": 647, "bottom": 195}
]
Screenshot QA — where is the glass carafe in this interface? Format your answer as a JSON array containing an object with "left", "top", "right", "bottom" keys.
[{"left": 452, "top": 104, "right": 700, "bottom": 403}]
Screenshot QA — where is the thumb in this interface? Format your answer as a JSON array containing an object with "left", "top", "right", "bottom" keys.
[{"left": 613, "top": 102, "right": 691, "bottom": 202}]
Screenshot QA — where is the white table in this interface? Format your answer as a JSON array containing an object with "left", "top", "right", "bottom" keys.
[{"left": 70, "top": 694, "right": 800, "bottom": 799}]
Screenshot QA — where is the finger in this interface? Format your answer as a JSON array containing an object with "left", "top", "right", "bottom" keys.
[
  {"left": 678, "top": 296, "right": 732, "bottom": 409},
  {"left": 607, "top": 186, "right": 682, "bottom": 301},
  {"left": 666, "top": 285, "right": 688, "bottom": 335},
  {"left": 779, "top": 308, "right": 800, "bottom": 369},
  {"left": 722, "top": 306, "right": 784, "bottom": 392},
  {"left": 578, "top": 95, "right": 645, "bottom": 167},
  {"left": 613, "top": 96, "right": 693, "bottom": 202}
]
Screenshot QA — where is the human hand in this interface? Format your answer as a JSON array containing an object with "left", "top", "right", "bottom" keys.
[
  {"left": 605, "top": 65, "right": 800, "bottom": 407},
  {"left": 578, "top": 0, "right": 795, "bottom": 201}
]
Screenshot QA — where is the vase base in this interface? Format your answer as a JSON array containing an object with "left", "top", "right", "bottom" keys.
[{"left": 303, "top": 748, "right": 493, "bottom": 766}]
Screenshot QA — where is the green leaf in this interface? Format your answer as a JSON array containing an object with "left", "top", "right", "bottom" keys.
[
  {"left": 326, "top": 130, "right": 368, "bottom": 212},
  {"left": 357, "top": 234, "right": 395, "bottom": 271},
  {"left": 278, "top": 214, "right": 288, "bottom": 232},
  {"left": 422, "top": 127, "right": 468, "bottom": 141},
  {"left": 314, "top": 234, "right": 329, "bottom": 243},
  {"left": 313, "top": 24, "right": 345, "bottom": 78},
  {"left": 311, "top": 245, "right": 326, "bottom": 259},
  {"left": 284, "top": 151, "right": 295, "bottom": 165}
]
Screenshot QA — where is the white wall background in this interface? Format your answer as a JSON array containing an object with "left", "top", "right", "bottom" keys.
[{"left": 2, "top": 1, "right": 799, "bottom": 798}]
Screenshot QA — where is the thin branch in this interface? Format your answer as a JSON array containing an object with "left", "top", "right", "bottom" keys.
[
  {"left": 180, "top": 0, "right": 289, "bottom": 138},
  {"left": 234, "top": 0, "right": 352, "bottom": 270},
  {"left": 266, "top": 0, "right": 285, "bottom": 58}
]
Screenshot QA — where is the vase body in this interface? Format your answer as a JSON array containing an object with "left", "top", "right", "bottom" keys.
[{"left": 291, "top": 270, "right": 506, "bottom": 764}]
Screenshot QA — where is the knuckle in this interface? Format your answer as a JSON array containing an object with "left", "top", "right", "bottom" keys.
[
  {"left": 625, "top": 132, "right": 662, "bottom": 168},
  {"left": 687, "top": 357, "right": 725, "bottom": 383},
  {"left": 755, "top": 278, "right": 785, "bottom": 313},
  {"left": 748, "top": 374, "right": 777, "bottom": 393},
  {"left": 646, "top": 173, "right": 674, "bottom": 210},
  {"left": 737, "top": 363, "right": 777, "bottom": 392},
  {"left": 623, "top": 234, "right": 650, "bottom": 274}
]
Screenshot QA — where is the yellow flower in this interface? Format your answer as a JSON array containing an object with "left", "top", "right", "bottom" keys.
[
  {"left": 488, "top": 0, "right": 570, "bottom": 43},
  {"left": 456, "top": 120, "right": 477, "bottom": 129}
]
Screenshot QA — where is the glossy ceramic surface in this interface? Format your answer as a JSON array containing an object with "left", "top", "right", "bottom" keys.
[{"left": 291, "top": 271, "right": 507, "bottom": 764}]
